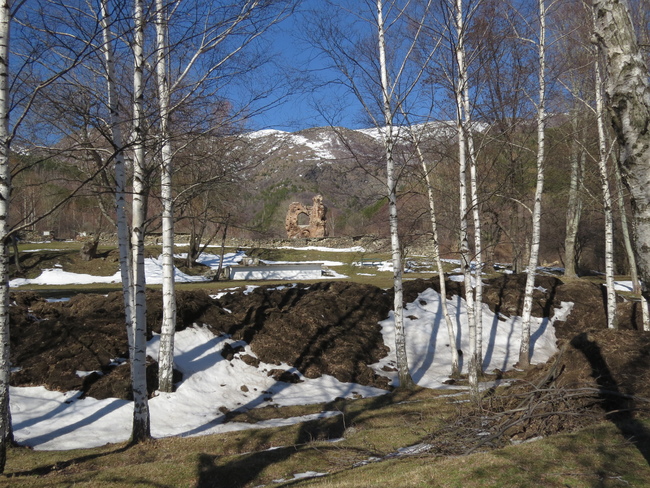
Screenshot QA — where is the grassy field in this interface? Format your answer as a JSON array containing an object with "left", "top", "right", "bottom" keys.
[
  {"left": 9, "top": 241, "right": 452, "bottom": 294},
  {"left": 5, "top": 241, "right": 648, "bottom": 487}
]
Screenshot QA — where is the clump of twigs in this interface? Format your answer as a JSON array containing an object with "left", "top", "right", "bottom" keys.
[{"left": 426, "top": 345, "right": 650, "bottom": 456}]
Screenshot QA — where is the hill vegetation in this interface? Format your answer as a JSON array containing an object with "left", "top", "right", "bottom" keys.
[{"left": 12, "top": 119, "right": 622, "bottom": 277}]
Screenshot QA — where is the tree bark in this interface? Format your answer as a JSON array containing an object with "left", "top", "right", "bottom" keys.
[
  {"left": 215, "top": 216, "right": 229, "bottom": 281},
  {"left": 614, "top": 154, "right": 638, "bottom": 292},
  {"left": 377, "top": 0, "right": 414, "bottom": 389},
  {"left": 465, "top": 53, "right": 483, "bottom": 375},
  {"left": 613, "top": 154, "right": 648, "bottom": 328},
  {"left": 101, "top": 0, "right": 134, "bottom": 363},
  {"left": 453, "top": 0, "right": 478, "bottom": 394},
  {"left": 592, "top": 0, "right": 650, "bottom": 302},
  {"left": 0, "top": 0, "right": 10, "bottom": 471},
  {"left": 564, "top": 113, "right": 583, "bottom": 278},
  {"left": 155, "top": 0, "right": 177, "bottom": 394},
  {"left": 519, "top": 0, "right": 547, "bottom": 369},
  {"left": 595, "top": 55, "right": 618, "bottom": 329},
  {"left": 130, "top": 0, "right": 151, "bottom": 442}
]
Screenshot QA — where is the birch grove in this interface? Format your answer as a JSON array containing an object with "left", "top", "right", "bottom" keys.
[{"left": 0, "top": 0, "right": 647, "bottom": 465}]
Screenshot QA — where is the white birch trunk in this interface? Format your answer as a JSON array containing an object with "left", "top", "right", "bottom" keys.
[
  {"left": 0, "top": 0, "right": 10, "bottom": 472},
  {"left": 593, "top": 0, "right": 650, "bottom": 308},
  {"left": 100, "top": 0, "right": 134, "bottom": 353},
  {"left": 130, "top": 0, "right": 150, "bottom": 442},
  {"left": 614, "top": 161, "right": 639, "bottom": 293},
  {"left": 519, "top": 0, "right": 546, "bottom": 369},
  {"left": 453, "top": 0, "right": 478, "bottom": 393},
  {"left": 465, "top": 83, "right": 483, "bottom": 373},
  {"left": 595, "top": 57, "right": 618, "bottom": 329},
  {"left": 418, "top": 144, "right": 460, "bottom": 378},
  {"left": 614, "top": 162, "right": 648, "bottom": 329},
  {"left": 564, "top": 113, "right": 583, "bottom": 279},
  {"left": 155, "top": 0, "right": 176, "bottom": 394},
  {"left": 642, "top": 292, "right": 650, "bottom": 331},
  {"left": 377, "top": 0, "right": 413, "bottom": 389}
]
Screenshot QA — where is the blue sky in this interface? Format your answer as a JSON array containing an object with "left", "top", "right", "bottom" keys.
[
  {"left": 246, "top": 0, "right": 446, "bottom": 133},
  {"left": 245, "top": 0, "right": 370, "bottom": 132}
]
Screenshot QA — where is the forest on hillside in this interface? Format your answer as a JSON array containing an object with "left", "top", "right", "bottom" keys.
[{"left": 13, "top": 115, "right": 630, "bottom": 276}]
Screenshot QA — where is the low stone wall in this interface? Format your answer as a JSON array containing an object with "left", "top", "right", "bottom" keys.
[
  {"left": 21, "top": 231, "right": 438, "bottom": 257},
  {"left": 224, "top": 235, "right": 439, "bottom": 256}
]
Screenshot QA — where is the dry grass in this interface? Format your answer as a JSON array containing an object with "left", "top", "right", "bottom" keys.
[{"left": 2, "top": 388, "right": 649, "bottom": 487}]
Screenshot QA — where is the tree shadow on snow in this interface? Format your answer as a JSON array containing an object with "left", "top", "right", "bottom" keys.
[
  {"left": 410, "top": 294, "right": 443, "bottom": 384},
  {"left": 178, "top": 287, "right": 387, "bottom": 439}
]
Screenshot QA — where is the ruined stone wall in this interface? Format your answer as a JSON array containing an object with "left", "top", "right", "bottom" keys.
[{"left": 285, "top": 195, "right": 328, "bottom": 239}]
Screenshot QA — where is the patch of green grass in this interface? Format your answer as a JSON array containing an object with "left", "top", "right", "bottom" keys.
[{"left": 11, "top": 243, "right": 427, "bottom": 293}]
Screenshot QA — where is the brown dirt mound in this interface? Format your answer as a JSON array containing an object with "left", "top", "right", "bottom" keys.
[
  {"left": 207, "top": 281, "right": 391, "bottom": 388},
  {"left": 9, "top": 281, "right": 392, "bottom": 399},
  {"left": 10, "top": 292, "right": 130, "bottom": 395}
]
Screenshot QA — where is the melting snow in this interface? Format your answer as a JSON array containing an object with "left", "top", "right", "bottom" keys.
[{"left": 8, "top": 245, "right": 565, "bottom": 451}]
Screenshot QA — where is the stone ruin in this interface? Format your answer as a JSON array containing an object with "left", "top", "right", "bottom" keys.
[{"left": 285, "top": 195, "right": 328, "bottom": 239}]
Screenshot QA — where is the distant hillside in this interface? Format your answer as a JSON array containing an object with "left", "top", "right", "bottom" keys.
[{"left": 11, "top": 120, "right": 619, "bottom": 273}]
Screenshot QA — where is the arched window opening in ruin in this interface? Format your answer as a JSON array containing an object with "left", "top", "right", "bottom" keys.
[{"left": 285, "top": 195, "right": 328, "bottom": 239}]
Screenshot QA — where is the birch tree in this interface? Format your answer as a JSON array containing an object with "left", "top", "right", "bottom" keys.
[
  {"left": 518, "top": 0, "right": 547, "bottom": 369},
  {"left": 594, "top": 54, "right": 618, "bottom": 329},
  {"left": 408, "top": 124, "right": 460, "bottom": 377},
  {"left": 306, "top": 0, "right": 443, "bottom": 388},
  {"left": 0, "top": 0, "right": 11, "bottom": 471},
  {"left": 563, "top": 113, "right": 584, "bottom": 278},
  {"left": 592, "top": 0, "right": 650, "bottom": 316},
  {"left": 152, "top": 0, "right": 297, "bottom": 393},
  {"left": 98, "top": 0, "right": 149, "bottom": 438},
  {"left": 130, "top": 0, "right": 151, "bottom": 441},
  {"left": 449, "top": 0, "right": 480, "bottom": 390},
  {"left": 0, "top": 0, "right": 103, "bottom": 465},
  {"left": 100, "top": 0, "right": 133, "bottom": 354},
  {"left": 377, "top": 0, "right": 413, "bottom": 388},
  {"left": 154, "top": 0, "right": 176, "bottom": 394},
  {"left": 613, "top": 157, "right": 648, "bottom": 329}
]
